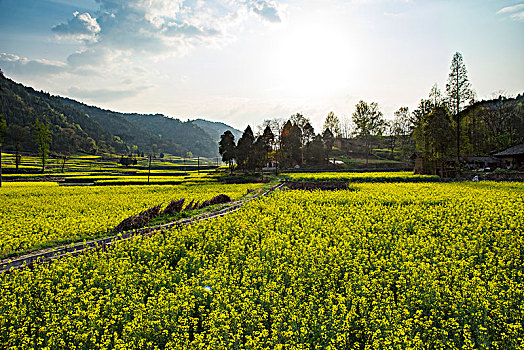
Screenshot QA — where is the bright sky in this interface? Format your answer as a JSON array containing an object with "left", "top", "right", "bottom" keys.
[{"left": 1, "top": 0, "right": 523, "bottom": 132}]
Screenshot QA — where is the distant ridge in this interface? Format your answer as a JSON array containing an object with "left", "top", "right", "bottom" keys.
[
  {"left": 0, "top": 72, "right": 239, "bottom": 157},
  {"left": 191, "top": 118, "right": 242, "bottom": 142}
]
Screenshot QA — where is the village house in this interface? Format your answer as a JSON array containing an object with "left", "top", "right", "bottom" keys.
[{"left": 493, "top": 143, "right": 524, "bottom": 170}]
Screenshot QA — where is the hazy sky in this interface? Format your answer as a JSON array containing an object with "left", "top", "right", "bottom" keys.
[{"left": 1, "top": 0, "right": 523, "bottom": 131}]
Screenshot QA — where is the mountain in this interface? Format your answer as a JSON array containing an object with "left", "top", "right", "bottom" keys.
[
  {"left": 61, "top": 98, "right": 218, "bottom": 157},
  {"left": 191, "top": 118, "right": 242, "bottom": 143},
  {"left": 0, "top": 72, "right": 232, "bottom": 157},
  {"left": 0, "top": 73, "right": 124, "bottom": 155}
]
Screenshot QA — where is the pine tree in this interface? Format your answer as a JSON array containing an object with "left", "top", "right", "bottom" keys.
[
  {"left": 219, "top": 130, "right": 236, "bottom": 174},
  {"left": 446, "top": 52, "right": 474, "bottom": 176},
  {"left": 236, "top": 125, "right": 255, "bottom": 172},
  {"left": 253, "top": 125, "right": 275, "bottom": 169}
]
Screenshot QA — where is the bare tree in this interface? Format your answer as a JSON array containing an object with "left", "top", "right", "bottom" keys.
[
  {"left": 339, "top": 115, "right": 355, "bottom": 139},
  {"left": 260, "top": 118, "right": 286, "bottom": 150},
  {"left": 323, "top": 112, "right": 341, "bottom": 138}
]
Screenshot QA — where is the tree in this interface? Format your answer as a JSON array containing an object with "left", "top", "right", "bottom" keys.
[
  {"left": 389, "top": 107, "right": 412, "bottom": 156},
  {"left": 260, "top": 118, "right": 286, "bottom": 150},
  {"left": 393, "top": 107, "right": 412, "bottom": 137},
  {"left": 446, "top": 52, "right": 474, "bottom": 176},
  {"left": 0, "top": 115, "right": 7, "bottom": 187},
  {"left": 426, "top": 107, "right": 454, "bottom": 156},
  {"left": 131, "top": 145, "right": 139, "bottom": 157},
  {"left": 9, "top": 124, "right": 29, "bottom": 171},
  {"left": 289, "top": 123, "right": 303, "bottom": 166},
  {"left": 340, "top": 116, "right": 354, "bottom": 139},
  {"left": 352, "top": 100, "right": 386, "bottom": 167},
  {"left": 289, "top": 113, "right": 310, "bottom": 134},
  {"left": 411, "top": 99, "right": 434, "bottom": 133},
  {"left": 302, "top": 122, "right": 315, "bottom": 145},
  {"left": 280, "top": 120, "right": 301, "bottom": 168},
  {"left": 322, "top": 128, "right": 334, "bottom": 164},
  {"left": 253, "top": 125, "right": 274, "bottom": 170},
  {"left": 304, "top": 134, "right": 325, "bottom": 166},
  {"left": 429, "top": 83, "right": 443, "bottom": 107},
  {"left": 323, "top": 112, "right": 341, "bottom": 138},
  {"left": 290, "top": 113, "right": 313, "bottom": 164},
  {"left": 386, "top": 119, "right": 401, "bottom": 156},
  {"left": 33, "top": 119, "right": 52, "bottom": 173},
  {"left": 236, "top": 125, "right": 255, "bottom": 172},
  {"left": 219, "top": 130, "right": 236, "bottom": 174},
  {"left": 425, "top": 106, "right": 455, "bottom": 176}
]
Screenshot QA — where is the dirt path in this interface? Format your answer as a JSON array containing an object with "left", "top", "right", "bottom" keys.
[{"left": 1, "top": 183, "right": 283, "bottom": 274}]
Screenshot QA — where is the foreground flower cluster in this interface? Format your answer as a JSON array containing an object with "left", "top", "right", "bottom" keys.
[
  {"left": 1, "top": 182, "right": 522, "bottom": 349},
  {"left": 0, "top": 182, "right": 261, "bottom": 256}
]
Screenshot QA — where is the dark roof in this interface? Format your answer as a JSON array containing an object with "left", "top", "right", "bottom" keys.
[
  {"left": 494, "top": 143, "right": 524, "bottom": 157},
  {"left": 464, "top": 156, "right": 499, "bottom": 163}
]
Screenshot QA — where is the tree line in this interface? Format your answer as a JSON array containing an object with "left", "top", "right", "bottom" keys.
[
  {"left": 0, "top": 115, "right": 52, "bottom": 175},
  {"left": 219, "top": 52, "right": 523, "bottom": 174},
  {"left": 219, "top": 113, "right": 340, "bottom": 173}
]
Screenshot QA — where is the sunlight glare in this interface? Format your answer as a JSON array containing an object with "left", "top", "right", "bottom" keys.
[{"left": 270, "top": 11, "right": 358, "bottom": 99}]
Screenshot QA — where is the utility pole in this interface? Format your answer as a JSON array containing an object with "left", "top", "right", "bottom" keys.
[{"left": 197, "top": 156, "right": 200, "bottom": 173}]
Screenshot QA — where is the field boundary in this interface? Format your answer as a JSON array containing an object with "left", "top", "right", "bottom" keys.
[{"left": 0, "top": 183, "right": 284, "bottom": 274}]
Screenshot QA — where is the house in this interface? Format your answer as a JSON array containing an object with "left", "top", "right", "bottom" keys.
[
  {"left": 411, "top": 152, "right": 424, "bottom": 174},
  {"left": 411, "top": 153, "right": 456, "bottom": 177},
  {"left": 493, "top": 143, "right": 524, "bottom": 170},
  {"left": 464, "top": 156, "right": 500, "bottom": 171}
]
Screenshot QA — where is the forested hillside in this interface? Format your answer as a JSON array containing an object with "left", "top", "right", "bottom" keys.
[
  {"left": 0, "top": 73, "right": 231, "bottom": 157},
  {"left": 191, "top": 118, "right": 243, "bottom": 142},
  {"left": 0, "top": 73, "right": 123, "bottom": 154}
]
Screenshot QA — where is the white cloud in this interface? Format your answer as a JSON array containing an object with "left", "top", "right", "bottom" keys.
[
  {"left": 52, "top": 12, "right": 101, "bottom": 42},
  {"left": 496, "top": 3, "right": 524, "bottom": 14},
  {"left": 67, "top": 85, "right": 151, "bottom": 102},
  {"left": 510, "top": 11, "right": 524, "bottom": 20},
  {"left": 66, "top": 47, "right": 112, "bottom": 68},
  {"left": 16, "top": 0, "right": 279, "bottom": 89},
  {"left": 250, "top": 1, "right": 282, "bottom": 23},
  {"left": 52, "top": 0, "right": 282, "bottom": 59},
  {"left": 497, "top": 3, "right": 524, "bottom": 21},
  {"left": 0, "top": 53, "right": 67, "bottom": 76},
  {"left": 383, "top": 11, "right": 404, "bottom": 17}
]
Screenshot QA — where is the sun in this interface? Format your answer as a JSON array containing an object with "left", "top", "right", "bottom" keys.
[{"left": 267, "top": 8, "right": 359, "bottom": 100}]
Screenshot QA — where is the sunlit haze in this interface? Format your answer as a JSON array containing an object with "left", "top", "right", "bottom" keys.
[{"left": 1, "top": 0, "right": 523, "bottom": 131}]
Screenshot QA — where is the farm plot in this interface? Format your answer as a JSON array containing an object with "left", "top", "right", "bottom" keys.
[
  {"left": 1, "top": 182, "right": 522, "bottom": 349},
  {"left": 0, "top": 182, "right": 263, "bottom": 257},
  {"left": 283, "top": 171, "right": 440, "bottom": 182}
]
